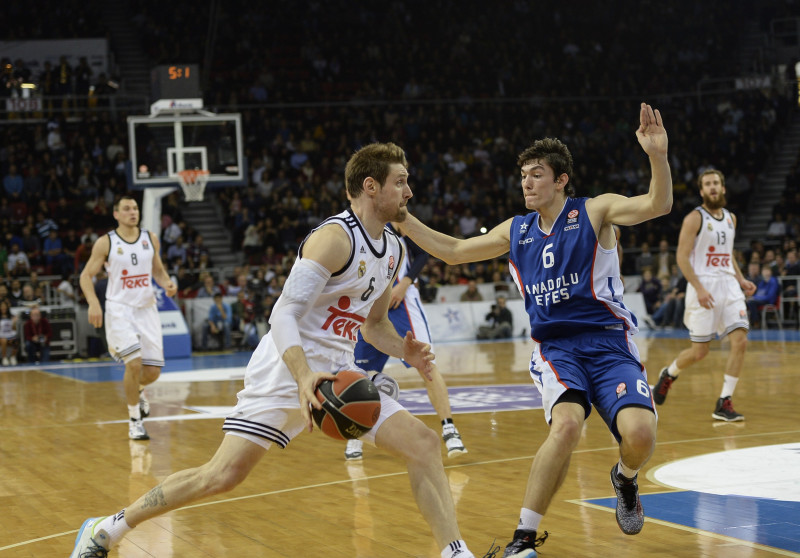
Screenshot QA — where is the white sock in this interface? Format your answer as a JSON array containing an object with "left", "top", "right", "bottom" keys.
[
  {"left": 720, "top": 374, "right": 739, "bottom": 399},
  {"left": 667, "top": 360, "right": 681, "bottom": 377},
  {"left": 617, "top": 460, "right": 638, "bottom": 480},
  {"left": 97, "top": 510, "right": 132, "bottom": 547},
  {"left": 441, "top": 539, "right": 473, "bottom": 558},
  {"left": 517, "top": 507, "right": 542, "bottom": 531},
  {"left": 128, "top": 404, "right": 141, "bottom": 421}
]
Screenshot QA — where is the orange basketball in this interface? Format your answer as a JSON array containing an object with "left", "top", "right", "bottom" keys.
[{"left": 311, "top": 370, "right": 381, "bottom": 440}]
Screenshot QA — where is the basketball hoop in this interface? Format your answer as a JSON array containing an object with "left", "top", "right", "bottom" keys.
[{"left": 177, "top": 169, "right": 210, "bottom": 202}]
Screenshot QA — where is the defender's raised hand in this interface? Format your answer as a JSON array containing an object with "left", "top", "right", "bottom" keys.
[{"left": 635, "top": 102, "right": 668, "bottom": 157}]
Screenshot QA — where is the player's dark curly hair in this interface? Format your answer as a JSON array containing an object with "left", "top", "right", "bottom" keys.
[{"left": 517, "top": 138, "right": 576, "bottom": 197}]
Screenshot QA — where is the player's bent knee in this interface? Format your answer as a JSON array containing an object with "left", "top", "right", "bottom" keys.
[
  {"left": 141, "top": 366, "right": 160, "bottom": 384},
  {"left": 401, "top": 423, "right": 441, "bottom": 462},
  {"left": 622, "top": 423, "right": 656, "bottom": 451},
  {"left": 617, "top": 410, "right": 656, "bottom": 451},
  {"left": 549, "top": 415, "right": 583, "bottom": 446},
  {"left": 691, "top": 346, "right": 709, "bottom": 361}
]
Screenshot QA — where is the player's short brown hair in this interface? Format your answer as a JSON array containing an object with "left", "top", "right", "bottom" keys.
[{"left": 345, "top": 143, "right": 408, "bottom": 198}]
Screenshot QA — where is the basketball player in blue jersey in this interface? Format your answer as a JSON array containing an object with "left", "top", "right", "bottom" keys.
[
  {"left": 345, "top": 223, "right": 467, "bottom": 461},
  {"left": 79, "top": 195, "right": 177, "bottom": 441},
  {"left": 402, "top": 103, "right": 672, "bottom": 557},
  {"left": 653, "top": 170, "right": 756, "bottom": 420},
  {"left": 70, "top": 144, "right": 479, "bottom": 558}
]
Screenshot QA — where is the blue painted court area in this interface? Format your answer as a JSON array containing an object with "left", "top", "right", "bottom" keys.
[
  {"left": 644, "top": 327, "right": 800, "bottom": 343},
  {"left": 588, "top": 491, "right": 800, "bottom": 553}
]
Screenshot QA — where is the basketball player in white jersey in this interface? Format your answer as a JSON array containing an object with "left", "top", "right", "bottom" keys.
[
  {"left": 345, "top": 223, "right": 468, "bottom": 461},
  {"left": 70, "top": 144, "right": 478, "bottom": 558},
  {"left": 654, "top": 170, "right": 756, "bottom": 421},
  {"left": 79, "top": 195, "right": 177, "bottom": 441}
]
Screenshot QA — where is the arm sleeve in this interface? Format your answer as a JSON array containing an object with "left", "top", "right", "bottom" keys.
[
  {"left": 269, "top": 258, "right": 332, "bottom": 356},
  {"left": 403, "top": 236, "right": 429, "bottom": 283}
]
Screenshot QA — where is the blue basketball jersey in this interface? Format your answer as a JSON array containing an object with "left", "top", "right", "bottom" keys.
[{"left": 508, "top": 197, "right": 638, "bottom": 341}]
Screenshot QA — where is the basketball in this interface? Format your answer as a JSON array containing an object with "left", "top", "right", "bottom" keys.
[{"left": 311, "top": 370, "right": 381, "bottom": 440}]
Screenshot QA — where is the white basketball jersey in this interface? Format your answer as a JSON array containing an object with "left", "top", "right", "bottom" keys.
[
  {"left": 105, "top": 229, "right": 157, "bottom": 307},
  {"left": 288, "top": 210, "right": 404, "bottom": 362},
  {"left": 688, "top": 207, "right": 736, "bottom": 278}
]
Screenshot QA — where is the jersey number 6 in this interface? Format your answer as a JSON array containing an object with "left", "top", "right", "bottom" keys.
[{"left": 542, "top": 243, "right": 554, "bottom": 268}]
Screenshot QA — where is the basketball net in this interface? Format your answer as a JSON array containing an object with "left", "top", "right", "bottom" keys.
[{"left": 177, "top": 169, "right": 210, "bottom": 202}]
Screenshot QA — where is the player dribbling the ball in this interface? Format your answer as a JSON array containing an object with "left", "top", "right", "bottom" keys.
[{"left": 69, "top": 143, "right": 479, "bottom": 558}]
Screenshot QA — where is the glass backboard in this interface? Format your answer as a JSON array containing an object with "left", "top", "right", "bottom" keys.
[{"left": 126, "top": 113, "right": 246, "bottom": 189}]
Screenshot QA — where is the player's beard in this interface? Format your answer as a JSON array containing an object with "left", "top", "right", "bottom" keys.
[{"left": 702, "top": 191, "right": 726, "bottom": 210}]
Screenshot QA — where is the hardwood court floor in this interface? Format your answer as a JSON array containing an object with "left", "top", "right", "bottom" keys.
[{"left": 1, "top": 332, "right": 799, "bottom": 557}]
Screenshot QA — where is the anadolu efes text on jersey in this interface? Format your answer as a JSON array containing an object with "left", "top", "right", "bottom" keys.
[
  {"left": 294, "top": 210, "right": 404, "bottom": 354},
  {"left": 508, "top": 198, "right": 638, "bottom": 341}
]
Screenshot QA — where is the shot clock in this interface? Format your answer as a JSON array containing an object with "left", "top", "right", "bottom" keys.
[{"left": 151, "top": 64, "right": 201, "bottom": 101}]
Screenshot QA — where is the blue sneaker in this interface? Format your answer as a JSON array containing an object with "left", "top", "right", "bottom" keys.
[{"left": 69, "top": 517, "right": 110, "bottom": 557}]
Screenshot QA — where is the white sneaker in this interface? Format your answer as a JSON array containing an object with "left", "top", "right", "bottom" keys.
[
  {"left": 138, "top": 389, "right": 150, "bottom": 418},
  {"left": 129, "top": 418, "right": 150, "bottom": 440},
  {"left": 443, "top": 423, "right": 468, "bottom": 457},
  {"left": 344, "top": 438, "right": 363, "bottom": 460},
  {"left": 2, "top": 357, "right": 8, "bottom": 366},
  {"left": 9, "top": 355, "right": 16, "bottom": 366},
  {"left": 69, "top": 517, "right": 110, "bottom": 558}
]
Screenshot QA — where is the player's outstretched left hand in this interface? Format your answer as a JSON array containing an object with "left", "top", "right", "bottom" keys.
[
  {"left": 636, "top": 102, "right": 668, "bottom": 157},
  {"left": 402, "top": 331, "right": 434, "bottom": 380}
]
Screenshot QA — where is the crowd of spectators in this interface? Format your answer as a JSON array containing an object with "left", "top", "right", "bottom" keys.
[{"left": 0, "top": 0, "right": 798, "bottom": 344}]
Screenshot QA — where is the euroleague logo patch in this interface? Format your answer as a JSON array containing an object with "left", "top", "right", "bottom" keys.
[
  {"left": 616, "top": 382, "right": 627, "bottom": 399},
  {"left": 565, "top": 209, "right": 580, "bottom": 231}
]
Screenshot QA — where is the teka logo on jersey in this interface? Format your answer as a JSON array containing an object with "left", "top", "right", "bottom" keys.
[
  {"left": 120, "top": 269, "right": 150, "bottom": 289},
  {"left": 705, "top": 245, "right": 730, "bottom": 267},
  {"left": 322, "top": 296, "right": 365, "bottom": 341}
]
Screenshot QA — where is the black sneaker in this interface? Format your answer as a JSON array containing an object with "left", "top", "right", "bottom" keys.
[
  {"left": 712, "top": 396, "right": 744, "bottom": 421},
  {"left": 610, "top": 465, "right": 644, "bottom": 535},
  {"left": 500, "top": 529, "right": 548, "bottom": 558},
  {"left": 652, "top": 367, "right": 676, "bottom": 405}
]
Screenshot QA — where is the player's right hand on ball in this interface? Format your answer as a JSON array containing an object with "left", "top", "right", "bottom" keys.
[{"left": 299, "top": 371, "right": 336, "bottom": 432}]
